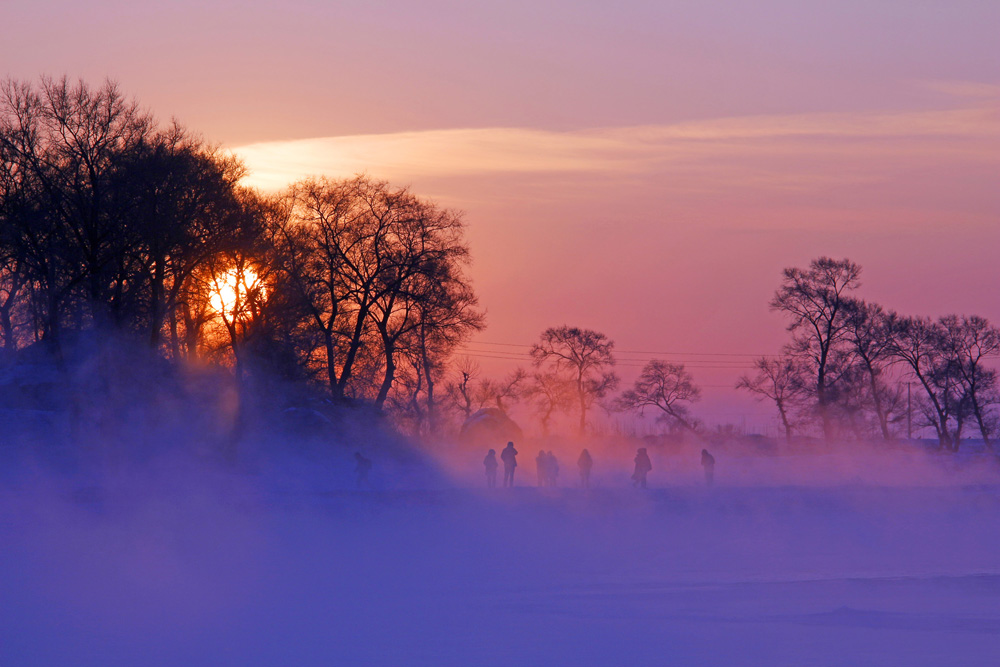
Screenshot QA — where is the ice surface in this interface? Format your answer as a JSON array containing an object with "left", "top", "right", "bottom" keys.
[{"left": 3, "top": 449, "right": 1000, "bottom": 665}]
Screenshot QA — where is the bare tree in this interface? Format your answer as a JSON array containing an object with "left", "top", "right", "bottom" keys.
[
  {"left": 889, "top": 316, "right": 960, "bottom": 450},
  {"left": 524, "top": 370, "right": 574, "bottom": 436},
  {"left": 736, "top": 356, "right": 801, "bottom": 443},
  {"left": 445, "top": 357, "right": 481, "bottom": 422},
  {"left": 939, "top": 315, "right": 1000, "bottom": 448},
  {"left": 618, "top": 360, "right": 701, "bottom": 434},
  {"left": 530, "top": 326, "right": 618, "bottom": 435},
  {"left": 477, "top": 368, "right": 527, "bottom": 414},
  {"left": 0, "top": 77, "right": 155, "bottom": 351},
  {"left": 843, "top": 301, "right": 898, "bottom": 440},
  {"left": 282, "top": 176, "right": 480, "bottom": 409},
  {"left": 770, "top": 257, "right": 861, "bottom": 442}
]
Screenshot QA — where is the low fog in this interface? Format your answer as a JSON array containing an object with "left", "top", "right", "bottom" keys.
[{"left": 3, "top": 337, "right": 1000, "bottom": 665}]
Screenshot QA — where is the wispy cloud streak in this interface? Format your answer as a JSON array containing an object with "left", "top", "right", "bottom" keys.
[{"left": 234, "top": 104, "right": 1000, "bottom": 192}]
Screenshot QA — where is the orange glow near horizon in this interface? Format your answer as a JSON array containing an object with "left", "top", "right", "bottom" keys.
[{"left": 209, "top": 267, "right": 264, "bottom": 319}]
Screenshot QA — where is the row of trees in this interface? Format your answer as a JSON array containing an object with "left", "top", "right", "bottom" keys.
[
  {"left": 442, "top": 325, "right": 703, "bottom": 438},
  {"left": 0, "top": 77, "right": 483, "bottom": 430},
  {"left": 455, "top": 259, "right": 998, "bottom": 449},
  {"left": 7, "top": 81, "right": 990, "bottom": 446},
  {"left": 739, "top": 257, "right": 1000, "bottom": 450}
]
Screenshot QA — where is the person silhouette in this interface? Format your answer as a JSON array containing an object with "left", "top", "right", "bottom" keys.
[
  {"left": 536, "top": 450, "right": 548, "bottom": 487},
  {"left": 578, "top": 449, "right": 593, "bottom": 488},
  {"left": 354, "top": 452, "right": 372, "bottom": 488},
  {"left": 701, "top": 448, "right": 716, "bottom": 486},
  {"left": 484, "top": 449, "right": 498, "bottom": 488},
  {"left": 547, "top": 451, "right": 559, "bottom": 487},
  {"left": 632, "top": 447, "right": 652, "bottom": 489},
  {"left": 501, "top": 441, "right": 518, "bottom": 487}
]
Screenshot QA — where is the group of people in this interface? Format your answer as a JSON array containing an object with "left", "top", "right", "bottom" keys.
[
  {"left": 535, "top": 450, "right": 560, "bottom": 487},
  {"left": 482, "top": 441, "right": 521, "bottom": 488},
  {"left": 356, "top": 441, "right": 717, "bottom": 490},
  {"left": 484, "top": 443, "right": 716, "bottom": 489}
]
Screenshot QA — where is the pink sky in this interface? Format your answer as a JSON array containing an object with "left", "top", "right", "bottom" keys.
[{"left": 5, "top": 1, "right": 999, "bottom": 430}]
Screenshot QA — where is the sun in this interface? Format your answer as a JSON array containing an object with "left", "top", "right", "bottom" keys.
[{"left": 210, "top": 267, "right": 262, "bottom": 317}]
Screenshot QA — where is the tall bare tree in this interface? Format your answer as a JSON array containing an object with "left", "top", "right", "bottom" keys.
[
  {"left": 619, "top": 360, "right": 701, "bottom": 434},
  {"left": 771, "top": 257, "right": 861, "bottom": 442},
  {"left": 843, "top": 301, "right": 898, "bottom": 440},
  {"left": 939, "top": 315, "right": 1000, "bottom": 448},
  {"left": 530, "top": 326, "right": 617, "bottom": 435},
  {"left": 736, "top": 355, "right": 801, "bottom": 443},
  {"left": 889, "top": 316, "right": 960, "bottom": 450},
  {"left": 524, "top": 370, "right": 574, "bottom": 436}
]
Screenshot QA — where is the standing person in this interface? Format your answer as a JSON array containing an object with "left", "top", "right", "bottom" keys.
[
  {"left": 501, "top": 441, "right": 518, "bottom": 488},
  {"left": 547, "top": 451, "right": 559, "bottom": 487},
  {"left": 578, "top": 449, "right": 593, "bottom": 488},
  {"left": 484, "top": 449, "right": 498, "bottom": 488},
  {"left": 536, "top": 450, "right": 548, "bottom": 487},
  {"left": 354, "top": 452, "right": 372, "bottom": 488},
  {"left": 701, "top": 448, "right": 716, "bottom": 486},
  {"left": 632, "top": 447, "right": 652, "bottom": 489}
]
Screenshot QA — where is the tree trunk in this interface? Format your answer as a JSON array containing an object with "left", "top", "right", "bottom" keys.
[
  {"left": 776, "top": 399, "right": 793, "bottom": 445},
  {"left": 375, "top": 338, "right": 395, "bottom": 409}
]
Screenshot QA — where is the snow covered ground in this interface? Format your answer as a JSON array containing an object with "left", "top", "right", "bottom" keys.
[{"left": 3, "top": 450, "right": 1000, "bottom": 665}]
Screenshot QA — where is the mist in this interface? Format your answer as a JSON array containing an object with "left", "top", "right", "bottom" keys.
[{"left": 3, "top": 338, "right": 1000, "bottom": 665}]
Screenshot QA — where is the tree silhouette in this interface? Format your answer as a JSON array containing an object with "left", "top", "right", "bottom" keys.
[
  {"left": 619, "top": 360, "right": 701, "bottom": 434},
  {"left": 771, "top": 257, "right": 861, "bottom": 442},
  {"left": 531, "top": 326, "right": 617, "bottom": 435},
  {"left": 736, "top": 356, "right": 801, "bottom": 443}
]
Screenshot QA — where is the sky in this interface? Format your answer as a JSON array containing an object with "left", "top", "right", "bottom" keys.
[{"left": 4, "top": 0, "right": 999, "bottom": 429}]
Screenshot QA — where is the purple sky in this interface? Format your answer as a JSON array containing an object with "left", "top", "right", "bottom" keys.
[{"left": 5, "top": 0, "right": 999, "bottom": 429}]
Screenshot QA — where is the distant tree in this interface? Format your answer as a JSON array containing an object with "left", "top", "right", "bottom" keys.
[
  {"left": 530, "top": 326, "right": 618, "bottom": 435},
  {"left": 618, "top": 360, "right": 701, "bottom": 434},
  {"left": 888, "top": 316, "right": 962, "bottom": 450},
  {"left": 938, "top": 315, "right": 1000, "bottom": 449},
  {"left": 477, "top": 368, "right": 527, "bottom": 414},
  {"left": 524, "top": 370, "right": 575, "bottom": 436},
  {"left": 842, "top": 301, "right": 898, "bottom": 440},
  {"left": 736, "top": 355, "right": 801, "bottom": 443},
  {"left": 406, "top": 282, "right": 485, "bottom": 434},
  {"left": 770, "top": 257, "right": 861, "bottom": 442},
  {"left": 444, "top": 357, "right": 481, "bottom": 422}
]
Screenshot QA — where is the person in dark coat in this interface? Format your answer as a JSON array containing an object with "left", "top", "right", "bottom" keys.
[
  {"left": 354, "top": 452, "right": 372, "bottom": 488},
  {"left": 578, "top": 449, "right": 593, "bottom": 488},
  {"left": 501, "top": 441, "right": 518, "bottom": 487},
  {"left": 536, "top": 450, "right": 548, "bottom": 487},
  {"left": 701, "top": 448, "right": 716, "bottom": 486},
  {"left": 632, "top": 447, "right": 652, "bottom": 488},
  {"left": 484, "top": 449, "right": 498, "bottom": 488},
  {"left": 547, "top": 451, "right": 559, "bottom": 487}
]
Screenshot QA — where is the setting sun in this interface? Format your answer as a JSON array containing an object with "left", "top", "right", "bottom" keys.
[{"left": 209, "top": 267, "right": 264, "bottom": 317}]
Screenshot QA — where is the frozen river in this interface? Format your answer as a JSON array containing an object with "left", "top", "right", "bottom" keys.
[{"left": 3, "top": 470, "right": 1000, "bottom": 665}]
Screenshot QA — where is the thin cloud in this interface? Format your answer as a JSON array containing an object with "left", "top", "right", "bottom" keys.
[{"left": 233, "top": 103, "right": 1000, "bottom": 192}]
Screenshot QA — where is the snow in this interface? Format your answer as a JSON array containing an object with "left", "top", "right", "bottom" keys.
[{"left": 2, "top": 449, "right": 1000, "bottom": 665}]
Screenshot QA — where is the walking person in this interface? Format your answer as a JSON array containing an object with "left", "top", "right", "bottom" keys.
[
  {"left": 484, "top": 449, "right": 498, "bottom": 488},
  {"left": 354, "top": 452, "right": 372, "bottom": 488},
  {"left": 701, "top": 448, "right": 716, "bottom": 486},
  {"left": 536, "top": 450, "right": 548, "bottom": 487},
  {"left": 632, "top": 447, "right": 652, "bottom": 489},
  {"left": 501, "top": 441, "right": 518, "bottom": 488},
  {"left": 547, "top": 451, "right": 559, "bottom": 487},
  {"left": 578, "top": 449, "right": 593, "bottom": 488}
]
